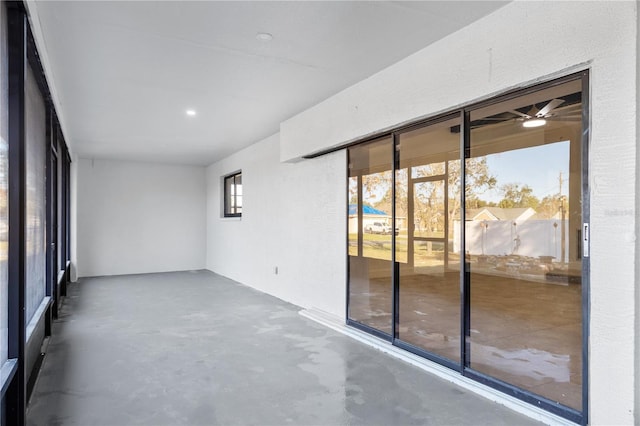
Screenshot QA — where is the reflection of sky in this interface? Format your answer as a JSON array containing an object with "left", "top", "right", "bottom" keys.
[
  {"left": 483, "top": 141, "right": 569, "bottom": 203},
  {"left": 356, "top": 141, "right": 570, "bottom": 206}
]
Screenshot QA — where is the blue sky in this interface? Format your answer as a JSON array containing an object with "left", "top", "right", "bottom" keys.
[
  {"left": 482, "top": 141, "right": 570, "bottom": 203},
  {"left": 355, "top": 140, "right": 572, "bottom": 206}
]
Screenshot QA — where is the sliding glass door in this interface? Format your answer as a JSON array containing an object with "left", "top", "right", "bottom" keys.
[
  {"left": 466, "top": 78, "right": 584, "bottom": 411},
  {"left": 346, "top": 73, "right": 588, "bottom": 422},
  {"left": 395, "top": 116, "right": 461, "bottom": 364},
  {"left": 348, "top": 137, "right": 394, "bottom": 337}
]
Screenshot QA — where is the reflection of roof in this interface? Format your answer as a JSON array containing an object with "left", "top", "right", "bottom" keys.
[
  {"left": 348, "top": 204, "right": 388, "bottom": 216},
  {"left": 467, "top": 207, "right": 535, "bottom": 221}
]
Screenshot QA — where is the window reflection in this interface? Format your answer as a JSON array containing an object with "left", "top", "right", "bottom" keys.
[
  {"left": 345, "top": 77, "right": 585, "bottom": 413},
  {"left": 396, "top": 117, "right": 461, "bottom": 362},
  {"left": 224, "top": 172, "right": 242, "bottom": 217},
  {"left": 467, "top": 79, "right": 583, "bottom": 409},
  {"left": 347, "top": 138, "right": 393, "bottom": 335}
]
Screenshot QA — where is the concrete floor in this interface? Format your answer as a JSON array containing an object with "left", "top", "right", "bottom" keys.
[{"left": 27, "top": 270, "right": 543, "bottom": 426}]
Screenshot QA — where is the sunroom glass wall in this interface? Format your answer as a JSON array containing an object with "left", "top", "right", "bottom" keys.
[
  {"left": 466, "top": 80, "right": 583, "bottom": 410},
  {"left": 348, "top": 138, "right": 394, "bottom": 335}
]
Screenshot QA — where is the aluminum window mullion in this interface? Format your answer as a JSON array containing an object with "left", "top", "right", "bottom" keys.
[
  {"left": 392, "top": 134, "right": 399, "bottom": 340},
  {"left": 459, "top": 109, "right": 470, "bottom": 371},
  {"left": 580, "top": 70, "right": 590, "bottom": 425},
  {"left": 411, "top": 175, "right": 446, "bottom": 183}
]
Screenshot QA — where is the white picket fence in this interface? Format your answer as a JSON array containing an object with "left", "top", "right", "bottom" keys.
[{"left": 453, "top": 219, "right": 569, "bottom": 262}]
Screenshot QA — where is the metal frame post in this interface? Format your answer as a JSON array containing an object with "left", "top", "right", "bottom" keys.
[{"left": 6, "top": 3, "right": 27, "bottom": 424}]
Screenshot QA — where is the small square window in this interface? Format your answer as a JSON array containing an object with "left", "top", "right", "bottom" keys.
[{"left": 223, "top": 172, "right": 242, "bottom": 217}]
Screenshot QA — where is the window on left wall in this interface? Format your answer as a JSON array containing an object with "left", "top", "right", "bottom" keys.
[{"left": 223, "top": 171, "right": 242, "bottom": 217}]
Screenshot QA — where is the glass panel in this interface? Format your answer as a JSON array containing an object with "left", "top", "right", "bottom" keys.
[
  {"left": 25, "top": 64, "right": 46, "bottom": 324},
  {"left": 413, "top": 180, "right": 445, "bottom": 238},
  {"left": 395, "top": 168, "right": 407, "bottom": 264},
  {"left": 397, "top": 116, "right": 461, "bottom": 361},
  {"left": 348, "top": 177, "right": 358, "bottom": 256},
  {"left": 0, "top": 3, "right": 8, "bottom": 366},
  {"left": 225, "top": 174, "right": 242, "bottom": 216},
  {"left": 411, "top": 161, "right": 445, "bottom": 179},
  {"left": 347, "top": 138, "right": 393, "bottom": 335},
  {"left": 234, "top": 173, "right": 242, "bottom": 213},
  {"left": 467, "top": 79, "right": 583, "bottom": 409},
  {"left": 362, "top": 170, "right": 393, "bottom": 261}
]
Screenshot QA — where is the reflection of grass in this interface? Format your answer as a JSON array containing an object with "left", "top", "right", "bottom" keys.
[{"left": 349, "top": 234, "right": 458, "bottom": 266}]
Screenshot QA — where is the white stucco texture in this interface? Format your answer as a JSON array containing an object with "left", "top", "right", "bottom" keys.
[
  {"left": 77, "top": 159, "right": 206, "bottom": 277},
  {"left": 207, "top": 134, "right": 346, "bottom": 318},
  {"left": 279, "top": 1, "right": 638, "bottom": 424}
]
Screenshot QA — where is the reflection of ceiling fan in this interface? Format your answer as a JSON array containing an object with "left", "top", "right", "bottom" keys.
[
  {"left": 509, "top": 99, "right": 582, "bottom": 127},
  {"left": 450, "top": 95, "right": 582, "bottom": 133}
]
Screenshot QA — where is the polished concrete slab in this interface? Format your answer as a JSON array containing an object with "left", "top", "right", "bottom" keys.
[{"left": 27, "top": 271, "right": 543, "bottom": 426}]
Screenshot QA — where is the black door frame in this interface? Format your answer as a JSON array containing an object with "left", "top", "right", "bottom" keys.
[
  {"left": 3, "top": 2, "right": 73, "bottom": 424},
  {"left": 345, "top": 70, "right": 590, "bottom": 424}
]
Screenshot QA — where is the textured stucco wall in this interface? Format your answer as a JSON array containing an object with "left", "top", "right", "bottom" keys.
[
  {"left": 77, "top": 159, "right": 206, "bottom": 277},
  {"left": 279, "top": 1, "right": 637, "bottom": 423},
  {"left": 206, "top": 134, "right": 346, "bottom": 317},
  {"left": 636, "top": 2, "right": 640, "bottom": 421}
]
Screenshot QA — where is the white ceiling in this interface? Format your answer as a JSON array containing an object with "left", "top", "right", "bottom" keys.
[{"left": 28, "top": 1, "right": 508, "bottom": 166}]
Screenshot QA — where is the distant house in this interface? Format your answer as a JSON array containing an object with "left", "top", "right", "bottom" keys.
[
  {"left": 466, "top": 207, "right": 536, "bottom": 223},
  {"left": 348, "top": 204, "right": 391, "bottom": 232}
]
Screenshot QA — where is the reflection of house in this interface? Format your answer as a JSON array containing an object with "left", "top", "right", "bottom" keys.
[
  {"left": 348, "top": 204, "right": 407, "bottom": 231},
  {"left": 348, "top": 204, "right": 390, "bottom": 231},
  {"left": 466, "top": 207, "right": 536, "bottom": 222}
]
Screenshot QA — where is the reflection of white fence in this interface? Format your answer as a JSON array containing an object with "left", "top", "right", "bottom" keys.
[{"left": 453, "top": 220, "right": 568, "bottom": 262}]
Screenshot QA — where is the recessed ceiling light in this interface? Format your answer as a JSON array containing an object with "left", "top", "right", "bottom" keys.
[
  {"left": 186, "top": 109, "right": 196, "bottom": 116},
  {"left": 256, "top": 32, "right": 273, "bottom": 42}
]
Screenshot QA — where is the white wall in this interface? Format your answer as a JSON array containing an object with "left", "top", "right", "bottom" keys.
[
  {"left": 636, "top": 4, "right": 640, "bottom": 419},
  {"left": 206, "top": 134, "right": 346, "bottom": 317},
  {"left": 77, "top": 159, "right": 206, "bottom": 277},
  {"left": 278, "top": 2, "right": 637, "bottom": 424}
]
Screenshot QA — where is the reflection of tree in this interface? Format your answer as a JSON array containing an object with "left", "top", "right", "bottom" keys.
[
  {"left": 456, "top": 157, "right": 497, "bottom": 233},
  {"left": 394, "top": 169, "right": 408, "bottom": 220},
  {"left": 498, "top": 183, "right": 539, "bottom": 209},
  {"left": 352, "top": 157, "right": 498, "bottom": 238},
  {"left": 414, "top": 181, "right": 444, "bottom": 235},
  {"left": 537, "top": 194, "right": 566, "bottom": 219},
  {"left": 348, "top": 177, "right": 358, "bottom": 204},
  {"left": 363, "top": 171, "right": 392, "bottom": 212}
]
